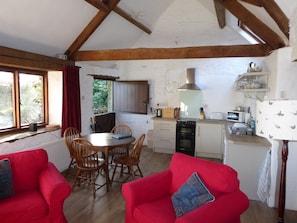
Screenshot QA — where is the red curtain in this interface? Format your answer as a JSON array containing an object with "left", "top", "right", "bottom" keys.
[{"left": 61, "top": 65, "right": 81, "bottom": 136}]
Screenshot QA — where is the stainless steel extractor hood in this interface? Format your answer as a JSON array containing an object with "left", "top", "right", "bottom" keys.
[{"left": 178, "top": 68, "right": 201, "bottom": 91}]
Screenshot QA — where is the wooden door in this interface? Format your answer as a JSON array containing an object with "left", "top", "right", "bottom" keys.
[{"left": 113, "top": 81, "right": 149, "bottom": 114}]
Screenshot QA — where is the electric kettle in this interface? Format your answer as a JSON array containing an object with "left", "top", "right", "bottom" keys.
[{"left": 155, "top": 109, "right": 162, "bottom": 117}]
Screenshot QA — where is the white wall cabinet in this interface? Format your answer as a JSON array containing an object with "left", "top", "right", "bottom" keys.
[
  {"left": 153, "top": 119, "right": 176, "bottom": 154},
  {"left": 195, "top": 122, "right": 224, "bottom": 159}
]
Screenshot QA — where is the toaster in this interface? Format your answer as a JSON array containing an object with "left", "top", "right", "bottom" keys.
[{"left": 209, "top": 112, "right": 224, "bottom": 120}]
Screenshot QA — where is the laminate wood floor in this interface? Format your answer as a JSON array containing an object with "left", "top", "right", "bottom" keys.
[{"left": 63, "top": 147, "right": 297, "bottom": 223}]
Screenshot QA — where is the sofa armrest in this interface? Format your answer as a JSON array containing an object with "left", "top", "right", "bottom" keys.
[
  {"left": 39, "top": 163, "right": 71, "bottom": 210},
  {"left": 175, "top": 191, "right": 249, "bottom": 223},
  {"left": 122, "top": 169, "right": 172, "bottom": 223}
]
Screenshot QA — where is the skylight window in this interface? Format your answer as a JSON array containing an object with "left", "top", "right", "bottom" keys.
[
  {"left": 226, "top": 12, "right": 264, "bottom": 45},
  {"left": 237, "top": 20, "right": 265, "bottom": 45}
]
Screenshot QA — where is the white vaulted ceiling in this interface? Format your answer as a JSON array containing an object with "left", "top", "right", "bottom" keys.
[
  {"left": 0, "top": 0, "right": 296, "bottom": 67},
  {"left": 0, "top": 0, "right": 172, "bottom": 57}
]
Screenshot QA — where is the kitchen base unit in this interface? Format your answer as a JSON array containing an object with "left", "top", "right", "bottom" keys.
[
  {"left": 195, "top": 122, "right": 224, "bottom": 159},
  {"left": 224, "top": 134, "right": 271, "bottom": 201},
  {"left": 153, "top": 118, "right": 176, "bottom": 154}
]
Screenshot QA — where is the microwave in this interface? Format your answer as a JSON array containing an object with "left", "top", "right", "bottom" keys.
[{"left": 226, "top": 111, "right": 245, "bottom": 122}]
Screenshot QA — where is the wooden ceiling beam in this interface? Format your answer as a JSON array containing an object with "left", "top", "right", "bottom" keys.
[
  {"left": 73, "top": 44, "right": 271, "bottom": 61},
  {"left": 239, "top": 0, "right": 262, "bottom": 7},
  {"left": 0, "top": 46, "right": 74, "bottom": 71},
  {"left": 65, "top": 0, "right": 120, "bottom": 57},
  {"left": 113, "top": 6, "right": 152, "bottom": 34},
  {"left": 86, "top": 0, "right": 152, "bottom": 34},
  {"left": 240, "top": 0, "right": 289, "bottom": 39},
  {"left": 258, "top": 0, "right": 289, "bottom": 39},
  {"left": 219, "top": 0, "right": 285, "bottom": 49},
  {"left": 85, "top": 0, "right": 109, "bottom": 12},
  {"left": 214, "top": 0, "right": 226, "bottom": 29}
]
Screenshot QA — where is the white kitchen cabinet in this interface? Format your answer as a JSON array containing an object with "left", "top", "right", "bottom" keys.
[
  {"left": 195, "top": 122, "right": 224, "bottom": 159},
  {"left": 224, "top": 135, "right": 271, "bottom": 201},
  {"left": 153, "top": 119, "right": 176, "bottom": 154}
]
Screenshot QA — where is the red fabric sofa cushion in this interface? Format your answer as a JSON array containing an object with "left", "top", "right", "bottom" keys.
[
  {"left": 169, "top": 153, "right": 239, "bottom": 196},
  {"left": 2, "top": 149, "right": 48, "bottom": 193},
  {"left": 134, "top": 196, "right": 176, "bottom": 223},
  {"left": 0, "top": 190, "right": 48, "bottom": 222}
]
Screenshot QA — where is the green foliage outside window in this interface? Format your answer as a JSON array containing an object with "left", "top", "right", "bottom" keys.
[
  {"left": 19, "top": 73, "right": 43, "bottom": 125},
  {"left": 0, "top": 72, "right": 13, "bottom": 129},
  {"left": 0, "top": 70, "right": 44, "bottom": 130},
  {"left": 93, "top": 79, "right": 111, "bottom": 114}
]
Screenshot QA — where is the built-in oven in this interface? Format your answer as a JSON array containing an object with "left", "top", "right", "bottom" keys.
[{"left": 176, "top": 119, "right": 196, "bottom": 156}]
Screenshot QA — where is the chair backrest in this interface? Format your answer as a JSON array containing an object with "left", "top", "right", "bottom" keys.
[
  {"left": 111, "top": 124, "right": 132, "bottom": 135},
  {"left": 71, "top": 138, "right": 100, "bottom": 170},
  {"left": 169, "top": 153, "right": 240, "bottom": 196},
  {"left": 63, "top": 127, "right": 82, "bottom": 156},
  {"left": 130, "top": 134, "right": 145, "bottom": 162}
]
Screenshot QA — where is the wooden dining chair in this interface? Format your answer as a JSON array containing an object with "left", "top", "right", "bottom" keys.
[
  {"left": 110, "top": 124, "right": 133, "bottom": 162},
  {"left": 111, "top": 134, "right": 145, "bottom": 184},
  {"left": 71, "top": 138, "right": 108, "bottom": 198},
  {"left": 63, "top": 127, "right": 82, "bottom": 176}
]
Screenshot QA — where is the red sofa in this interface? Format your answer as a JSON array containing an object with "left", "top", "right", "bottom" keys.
[
  {"left": 122, "top": 152, "right": 249, "bottom": 223},
  {"left": 0, "top": 149, "right": 71, "bottom": 223}
]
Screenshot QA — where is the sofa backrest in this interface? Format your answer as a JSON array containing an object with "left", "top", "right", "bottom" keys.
[
  {"left": 169, "top": 152, "right": 240, "bottom": 196},
  {"left": 0, "top": 148, "right": 48, "bottom": 193}
]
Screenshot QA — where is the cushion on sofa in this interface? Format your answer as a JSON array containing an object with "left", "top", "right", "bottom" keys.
[
  {"left": 0, "top": 159, "right": 14, "bottom": 200},
  {"left": 171, "top": 172, "right": 215, "bottom": 217},
  {"left": 170, "top": 153, "right": 239, "bottom": 196},
  {"left": 0, "top": 190, "right": 48, "bottom": 221}
]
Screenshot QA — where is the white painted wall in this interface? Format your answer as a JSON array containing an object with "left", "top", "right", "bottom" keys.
[
  {"left": 75, "top": 57, "right": 266, "bottom": 145},
  {"left": 48, "top": 71, "right": 63, "bottom": 124},
  {"left": 117, "top": 57, "right": 266, "bottom": 117},
  {"left": 0, "top": 130, "right": 69, "bottom": 172},
  {"left": 264, "top": 47, "right": 297, "bottom": 210}
]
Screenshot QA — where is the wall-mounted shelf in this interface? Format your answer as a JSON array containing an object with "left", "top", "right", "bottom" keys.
[
  {"left": 237, "top": 88, "right": 269, "bottom": 92},
  {"left": 234, "top": 72, "right": 269, "bottom": 92}
]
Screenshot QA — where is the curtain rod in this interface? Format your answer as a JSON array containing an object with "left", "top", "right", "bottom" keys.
[{"left": 88, "top": 74, "right": 119, "bottom": 80}]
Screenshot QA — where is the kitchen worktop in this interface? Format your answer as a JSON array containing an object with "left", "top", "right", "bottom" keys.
[
  {"left": 151, "top": 117, "right": 177, "bottom": 121},
  {"left": 225, "top": 133, "right": 271, "bottom": 147},
  {"left": 151, "top": 117, "right": 225, "bottom": 124},
  {"left": 152, "top": 117, "right": 271, "bottom": 148},
  {"left": 224, "top": 125, "right": 271, "bottom": 147}
]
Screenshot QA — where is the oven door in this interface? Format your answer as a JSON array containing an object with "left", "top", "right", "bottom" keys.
[
  {"left": 176, "top": 134, "right": 195, "bottom": 156},
  {"left": 177, "top": 125, "right": 195, "bottom": 135}
]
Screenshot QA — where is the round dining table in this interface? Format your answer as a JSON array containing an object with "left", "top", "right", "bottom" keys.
[{"left": 85, "top": 133, "right": 135, "bottom": 189}]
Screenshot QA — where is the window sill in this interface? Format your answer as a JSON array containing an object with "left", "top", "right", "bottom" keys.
[{"left": 0, "top": 125, "right": 60, "bottom": 144}]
